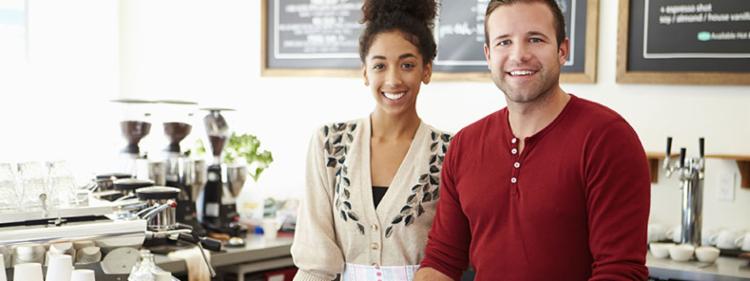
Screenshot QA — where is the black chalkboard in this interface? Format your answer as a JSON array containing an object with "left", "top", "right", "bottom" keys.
[
  {"left": 263, "top": 0, "right": 598, "bottom": 83},
  {"left": 617, "top": 0, "right": 750, "bottom": 84},
  {"left": 433, "top": 0, "right": 589, "bottom": 73}
]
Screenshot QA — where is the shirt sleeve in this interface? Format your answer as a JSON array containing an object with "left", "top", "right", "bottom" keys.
[
  {"left": 420, "top": 133, "right": 471, "bottom": 281},
  {"left": 291, "top": 128, "right": 345, "bottom": 281},
  {"left": 584, "top": 120, "right": 650, "bottom": 281}
]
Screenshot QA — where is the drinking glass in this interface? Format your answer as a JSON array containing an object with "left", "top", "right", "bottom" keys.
[
  {"left": 17, "top": 161, "right": 49, "bottom": 208},
  {"left": 0, "top": 163, "right": 20, "bottom": 211}
]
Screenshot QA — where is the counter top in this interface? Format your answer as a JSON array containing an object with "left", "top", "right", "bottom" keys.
[
  {"left": 155, "top": 233, "right": 294, "bottom": 273},
  {"left": 648, "top": 253, "right": 750, "bottom": 281}
]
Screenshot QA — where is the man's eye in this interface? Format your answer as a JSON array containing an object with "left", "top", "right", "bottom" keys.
[
  {"left": 402, "top": 63, "right": 415, "bottom": 69},
  {"left": 372, "top": 64, "right": 384, "bottom": 70},
  {"left": 497, "top": 40, "right": 511, "bottom": 46},
  {"left": 530, "top": 38, "right": 543, "bottom": 43}
]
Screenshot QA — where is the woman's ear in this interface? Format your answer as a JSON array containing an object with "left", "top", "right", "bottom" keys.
[
  {"left": 422, "top": 62, "right": 433, "bottom": 84},
  {"left": 362, "top": 66, "right": 369, "bottom": 86}
]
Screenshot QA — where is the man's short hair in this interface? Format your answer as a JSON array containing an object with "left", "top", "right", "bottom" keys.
[{"left": 484, "top": 0, "right": 566, "bottom": 47}]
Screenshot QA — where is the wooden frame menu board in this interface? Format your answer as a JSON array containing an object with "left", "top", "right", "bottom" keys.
[
  {"left": 617, "top": 0, "right": 750, "bottom": 84},
  {"left": 262, "top": 0, "right": 599, "bottom": 83}
]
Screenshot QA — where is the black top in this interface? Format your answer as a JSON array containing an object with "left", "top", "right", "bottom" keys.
[{"left": 372, "top": 186, "right": 388, "bottom": 209}]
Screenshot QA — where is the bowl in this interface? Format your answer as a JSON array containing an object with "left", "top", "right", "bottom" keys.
[
  {"left": 695, "top": 246, "right": 720, "bottom": 263},
  {"left": 650, "top": 242, "right": 674, "bottom": 259},
  {"left": 669, "top": 244, "right": 695, "bottom": 261}
]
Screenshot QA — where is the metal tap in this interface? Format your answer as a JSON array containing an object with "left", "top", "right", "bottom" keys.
[{"left": 663, "top": 137, "right": 705, "bottom": 246}]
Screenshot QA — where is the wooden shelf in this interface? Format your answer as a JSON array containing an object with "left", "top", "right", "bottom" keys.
[
  {"left": 706, "top": 154, "right": 750, "bottom": 189},
  {"left": 646, "top": 152, "right": 750, "bottom": 188}
]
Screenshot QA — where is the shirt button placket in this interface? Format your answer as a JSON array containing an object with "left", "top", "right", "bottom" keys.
[{"left": 510, "top": 138, "right": 521, "bottom": 195}]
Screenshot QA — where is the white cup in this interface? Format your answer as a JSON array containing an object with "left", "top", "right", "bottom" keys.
[
  {"left": 648, "top": 224, "right": 668, "bottom": 242},
  {"left": 669, "top": 244, "right": 695, "bottom": 262},
  {"left": 262, "top": 218, "right": 280, "bottom": 240},
  {"left": 0, "top": 246, "right": 10, "bottom": 269},
  {"left": 46, "top": 254, "right": 73, "bottom": 281},
  {"left": 665, "top": 225, "right": 682, "bottom": 243},
  {"left": 70, "top": 269, "right": 96, "bottom": 281},
  {"left": 695, "top": 246, "right": 720, "bottom": 263},
  {"left": 13, "top": 244, "right": 45, "bottom": 265},
  {"left": 0, "top": 254, "right": 7, "bottom": 281},
  {"left": 75, "top": 246, "right": 101, "bottom": 264},
  {"left": 649, "top": 242, "right": 673, "bottom": 259},
  {"left": 734, "top": 232, "right": 750, "bottom": 251},
  {"left": 715, "top": 229, "right": 743, "bottom": 249},
  {"left": 13, "top": 262, "right": 43, "bottom": 281}
]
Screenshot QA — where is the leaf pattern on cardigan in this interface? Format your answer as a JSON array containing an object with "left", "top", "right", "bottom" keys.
[
  {"left": 325, "top": 122, "right": 365, "bottom": 235},
  {"left": 385, "top": 130, "right": 452, "bottom": 238}
]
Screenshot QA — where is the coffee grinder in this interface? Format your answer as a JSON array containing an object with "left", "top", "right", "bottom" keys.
[
  {"left": 158, "top": 100, "right": 206, "bottom": 235},
  {"left": 199, "top": 108, "right": 247, "bottom": 238},
  {"left": 112, "top": 99, "right": 154, "bottom": 177}
]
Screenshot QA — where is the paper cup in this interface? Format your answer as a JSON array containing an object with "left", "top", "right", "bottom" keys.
[
  {"left": 46, "top": 254, "right": 73, "bottom": 281},
  {"left": 0, "top": 254, "right": 7, "bottom": 281},
  {"left": 13, "top": 263, "right": 43, "bottom": 281},
  {"left": 70, "top": 269, "right": 96, "bottom": 281}
]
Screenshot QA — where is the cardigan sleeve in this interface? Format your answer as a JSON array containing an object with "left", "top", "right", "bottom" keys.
[
  {"left": 420, "top": 131, "right": 470, "bottom": 280},
  {"left": 584, "top": 120, "right": 650, "bottom": 281},
  {"left": 292, "top": 128, "right": 345, "bottom": 281}
]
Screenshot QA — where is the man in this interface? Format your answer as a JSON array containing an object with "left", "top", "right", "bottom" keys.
[{"left": 414, "top": 0, "right": 650, "bottom": 280}]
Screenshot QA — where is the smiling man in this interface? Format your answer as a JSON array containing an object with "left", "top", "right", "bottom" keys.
[{"left": 414, "top": 0, "right": 651, "bottom": 280}]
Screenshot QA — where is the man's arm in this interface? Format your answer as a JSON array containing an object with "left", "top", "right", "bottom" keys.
[
  {"left": 584, "top": 120, "right": 650, "bottom": 281},
  {"left": 418, "top": 133, "right": 471, "bottom": 281},
  {"left": 414, "top": 267, "right": 453, "bottom": 281}
]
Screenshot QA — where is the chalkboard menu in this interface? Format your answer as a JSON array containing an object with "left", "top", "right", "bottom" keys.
[
  {"left": 617, "top": 0, "right": 750, "bottom": 84},
  {"left": 263, "top": 0, "right": 598, "bottom": 83}
]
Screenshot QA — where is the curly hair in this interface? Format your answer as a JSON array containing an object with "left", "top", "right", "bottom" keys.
[{"left": 359, "top": 0, "right": 438, "bottom": 65}]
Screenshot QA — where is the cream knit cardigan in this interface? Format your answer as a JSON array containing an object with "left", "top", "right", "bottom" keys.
[{"left": 292, "top": 117, "right": 451, "bottom": 281}]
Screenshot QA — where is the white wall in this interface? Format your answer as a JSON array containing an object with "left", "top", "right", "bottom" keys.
[{"left": 0, "top": 0, "right": 747, "bottom": 232}]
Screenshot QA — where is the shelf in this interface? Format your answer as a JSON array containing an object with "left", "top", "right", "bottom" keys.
[{"left": 646, "top": 152, "right": 750, "bottom": 188}]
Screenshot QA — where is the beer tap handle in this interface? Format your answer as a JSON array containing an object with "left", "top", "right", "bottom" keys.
[
  {"left": 666, "top": 137, "right": 673, "bottom": 157},
  {"left": 680, "top": 148, "right": 687, "bottom": 168},
  {"left": 699, "top": 137, "right": 705, "bottom": 158}
]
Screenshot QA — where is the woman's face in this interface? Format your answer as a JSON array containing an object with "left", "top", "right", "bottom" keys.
[{"left": 363, "top": 31, "right": 432, "bottom": 117}]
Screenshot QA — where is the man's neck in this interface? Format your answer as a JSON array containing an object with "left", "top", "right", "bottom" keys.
[{"left": 506, "top": 87, "right": 570, "bottom": 140}]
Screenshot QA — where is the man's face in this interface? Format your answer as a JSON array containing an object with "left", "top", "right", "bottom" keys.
[{"left": 483, "top": 2, "right": 569, "bottom": 104}]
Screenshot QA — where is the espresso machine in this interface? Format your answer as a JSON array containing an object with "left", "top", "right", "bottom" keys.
[
  {"left": 663, "top": 137, "right": 706, "bottom": 246},
  {"left": 199, "top": 108, "right": 247, "bottom": 239},
  {"left": 157, "top": 100, "right": 207, "bottom": 235}
]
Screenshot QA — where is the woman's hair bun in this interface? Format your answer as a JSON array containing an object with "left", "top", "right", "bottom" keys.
[{"left": 361, "top": 0, "right": 437, "bottom": 25}]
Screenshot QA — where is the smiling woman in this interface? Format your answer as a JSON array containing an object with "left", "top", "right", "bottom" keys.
[{"left": 289, "top": 0, "right": 454, "bottom": 281}]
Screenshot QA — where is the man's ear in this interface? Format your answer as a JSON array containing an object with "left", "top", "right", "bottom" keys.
[{"left": 558, "top": 37, "right": 570, "bottom": 65}]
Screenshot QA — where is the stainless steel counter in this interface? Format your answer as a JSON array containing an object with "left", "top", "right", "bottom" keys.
[{"left": 648, "top": 253, "right": 750, "bottom": 281}]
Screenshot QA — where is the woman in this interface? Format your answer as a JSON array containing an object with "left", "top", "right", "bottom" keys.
[{"left": 291, "top": 0, "right": 451, "bottom": 280}]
